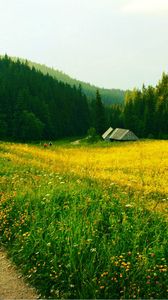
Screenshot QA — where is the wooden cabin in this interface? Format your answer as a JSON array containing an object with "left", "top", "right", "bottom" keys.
[{"left": 102, "top": 127, "right": 138, "bottom": 141}]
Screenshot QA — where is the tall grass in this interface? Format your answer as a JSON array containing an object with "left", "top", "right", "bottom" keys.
[{"left": 0, "top": 141, "right": 168, "bottom": 298}]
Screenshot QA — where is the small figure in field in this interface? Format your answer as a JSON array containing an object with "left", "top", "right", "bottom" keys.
[
  {"left": 49, "top": 141, "right": 52, "bottom": 146},
  {"left": 43, "top": 143, "right": 48, "bottom": 148}
]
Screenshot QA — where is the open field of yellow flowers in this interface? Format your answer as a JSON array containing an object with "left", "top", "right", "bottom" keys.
[
  {"left": 0, "top": 140, "right": 168, "bottom": 299},
  {"left": 1, "top": 139, "right": 168, "bottom": 213}
]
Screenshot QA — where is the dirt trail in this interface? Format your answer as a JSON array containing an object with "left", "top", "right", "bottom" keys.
[{"left": 0, "top": 249, "right": 38, "bottom": 300}]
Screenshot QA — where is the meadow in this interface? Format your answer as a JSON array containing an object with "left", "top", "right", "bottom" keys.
[{"left": 0, "top": 140, "right": 168, "bottom": 299}]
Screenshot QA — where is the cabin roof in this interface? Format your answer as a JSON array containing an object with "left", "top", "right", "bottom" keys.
[
  {"left": 109, "top": 128, "right": 138, "bottom": 141},
  {"left": 109, "top": 128, "right": 129, "bottom": 140},
  {"left": 102, "top": 127, "right": 138, "bottom": 141},
  {"left": 102, "top": 127, "right": 113, "bottom": 139}
]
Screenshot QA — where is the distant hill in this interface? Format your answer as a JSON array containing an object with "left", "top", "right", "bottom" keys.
[{"left": 10, "top": 57, "right": 125, "bottom": 105}]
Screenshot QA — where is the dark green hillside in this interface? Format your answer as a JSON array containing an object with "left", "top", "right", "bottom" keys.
[
  {"left": 10, "top": 56, "right": 125, "bottom": 105},
  {"left": 0, "top": 56, "right": 90, "bottom": 141}
]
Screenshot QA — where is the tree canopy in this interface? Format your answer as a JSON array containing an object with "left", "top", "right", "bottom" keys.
[
  {"left": 0, "top": 56, "right": 90, "bottom": 141},
  {"left": 0, "top": 56, "right": 167, "bottom": 141},
  {"left": 106, "top": 73, "right": 168, "bottom": 139}
]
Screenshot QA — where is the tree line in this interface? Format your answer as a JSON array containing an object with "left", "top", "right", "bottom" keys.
[
  {"left": 9, "top": 56, "right": 125, "bottom": 105},
  {"left": 0, "top": 56, "right": 167, "bottom": 141},
  {"left": 106, "top": 73, "right": 168, "bottom": 139},
  {"left": 0, "top": 56, "right": 91, "bottom": 141}
]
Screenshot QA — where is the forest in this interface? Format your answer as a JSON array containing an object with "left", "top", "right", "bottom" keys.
[
  {"left": 109, "top": 73, "right": 168, "bottom": 139},
  {"left": 0, "top": 55, "right": 168, "bottom": 141},
  {"left": 0, "top": 56, "right": 90, "bottom": 140}
]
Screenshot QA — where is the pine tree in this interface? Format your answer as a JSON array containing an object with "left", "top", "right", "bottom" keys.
[{"left": 94, "top": 90, "right": 106, "bottom": 134}]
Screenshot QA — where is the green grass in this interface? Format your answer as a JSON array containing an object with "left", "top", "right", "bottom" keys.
[{"left": 0, "top": 145, "right": 168, "bottom": 299}]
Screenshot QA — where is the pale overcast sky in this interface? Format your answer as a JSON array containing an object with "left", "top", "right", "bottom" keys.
[{"left": 0, "top": 0, "right": 168, "bottom": 90}]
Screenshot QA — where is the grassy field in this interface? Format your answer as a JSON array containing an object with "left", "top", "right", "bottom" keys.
[{"left": 0, "top": 140, "right": 168, "bottom": 299}]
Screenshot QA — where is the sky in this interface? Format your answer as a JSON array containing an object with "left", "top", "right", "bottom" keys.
[{"left": 0, "top": 0, "right": 168, "bottom": 90}]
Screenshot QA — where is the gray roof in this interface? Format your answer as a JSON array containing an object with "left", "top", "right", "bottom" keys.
[
  {"left": 109, "top": 128, "right": 138, "bottom": 141},
  {"left": 102, "top": 127, "right": 113, "bottom": 140}
]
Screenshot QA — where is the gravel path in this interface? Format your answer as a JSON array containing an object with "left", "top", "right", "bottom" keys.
[{"left": 0, "top": 249, "right": 38, "bottom": 300}]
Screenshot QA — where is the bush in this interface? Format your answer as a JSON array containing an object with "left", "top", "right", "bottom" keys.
[{"left": 87, "top": 127, "right": 99, "bottom": 143}]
